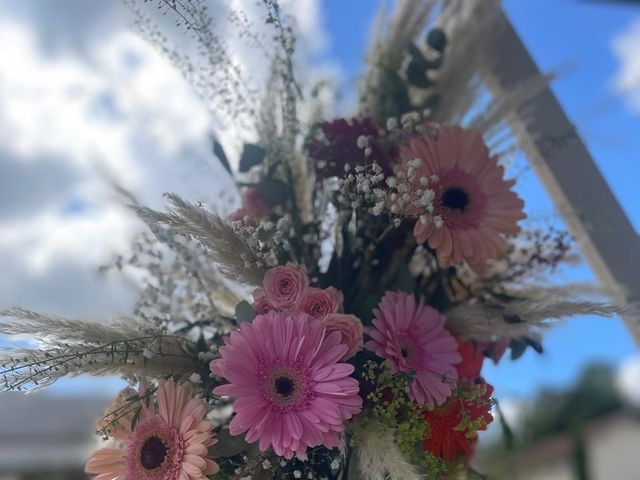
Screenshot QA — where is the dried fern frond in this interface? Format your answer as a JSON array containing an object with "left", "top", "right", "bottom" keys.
[
  {"left": 0, "top": 308, "right": 157, "bottom": 345},
  {"left": 0, "top": 333, "right": 196, "bottom": 392},
  {"left": 133, "top": 193, "right": 266, "bottom": 286},
  {"left": 446, "top": 298, "right": 633, "bottom": 342},
  {"left": 355, "top": 423, "right": 422, "bottom": 480},
  {"left": 425, "top": 0, "right": 502, "bottom": 125},
  {"left": 359, "top": 0, "right": 437, "bottom": 120}
]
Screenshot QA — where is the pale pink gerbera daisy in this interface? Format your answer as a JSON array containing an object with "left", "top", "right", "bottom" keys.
[
  {"left": 85, "top": 378, "right": 219, "bottom": 480},
  {"left": 399, "top": 125, "right": 526, "bottom": 270},
  {"left": 210, "top": 311, "right": 362, "bottom": 459},
  {"left": 365, "top": 291, "right": 461, "bottom": 406}
]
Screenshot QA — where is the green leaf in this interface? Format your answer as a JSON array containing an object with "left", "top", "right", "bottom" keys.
[
  {"left": 196, "top": 334, "right": 207, "bottom": 353},
  {"left": 510, "top": 338, "right": 528, "bottom": 360},
  {"left": 130, "top": 407, "right": 141, "bottom": 432},
  {"left": 238, "top": 143, "right": 266, "bottom": 172},
  {"left": 212, "top": 139, "right": 232, "bottom": 175},
  {"left": 235, "top": 301, "right": 255, "bottom": 325},
  {"left": 504, "top": 313, "right": 524, "bottom": 324},
  {"left": 209, "top": 428, "right": 252, "bottom": 458},
  {"left": 257, "top": 179, "right": 289, "bottom": 206},
  {"left": 526, "top": 336, "right": 544, "bottom": 354},
  {"left": 407, "top": 60, "right": 433, "bottom": 89},
  {"left": 346, "top": 449, "right": 363, "bottom": 480},
  {"left": 494, "top": 399, "right": 515, "bottom": 451},
  {"left": 393, "top": 264, "right": 417, "bottom": 293},
  {"left": 426, "top": 28, "right": 447, "bottom": 53}
]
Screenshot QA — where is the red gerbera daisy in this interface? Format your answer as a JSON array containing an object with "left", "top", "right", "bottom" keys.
[
  {"left": 456, "top": 339, "right": 485, "bottom": 380},
  {"left": 422, "top": 380, "right": 494, "bottom": 461}
]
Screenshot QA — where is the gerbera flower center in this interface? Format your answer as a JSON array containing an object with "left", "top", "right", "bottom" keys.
[
  {"left": 140, "top": 435, "right": 168, "bottom": 470},
  {"left": 262, "top": 363, "right": 313, "bottom": 412},
  {"left": 275, "top": 376, "right": 295, "bottom": 397},
  {"left": 441, "top": 186, "right": 470, "bottom": 211},
  {"left": 128, "top": 417, "right": 184, "bottom": 480},
  {"left": 397, "top": 335, "right": 420, "bottom": 370}
]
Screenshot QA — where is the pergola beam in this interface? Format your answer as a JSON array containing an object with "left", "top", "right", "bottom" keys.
[{"left": 482, "top": 8, "right": 640, "bottom": 344}]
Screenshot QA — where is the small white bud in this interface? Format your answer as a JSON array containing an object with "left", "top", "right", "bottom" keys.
[{"left": 356, "top": 135, "right": 369, "bottom": 149}]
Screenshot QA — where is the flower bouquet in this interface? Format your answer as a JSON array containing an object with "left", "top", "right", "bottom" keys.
[{"left": 0, "top": 1, "right": 628, "bottom": 479}]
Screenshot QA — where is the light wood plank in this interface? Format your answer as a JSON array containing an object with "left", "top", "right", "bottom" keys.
[{"left": 482, "top": 8, "right": 640, "bottom": 344}]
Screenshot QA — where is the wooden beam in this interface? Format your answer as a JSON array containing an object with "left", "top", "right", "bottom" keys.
[{"left": 481, "top": 7, "right": 640, "bottom": 344}]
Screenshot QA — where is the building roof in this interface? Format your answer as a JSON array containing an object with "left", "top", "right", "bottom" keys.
[{"left": 0, "top": 391, "right": 111, "bottom": 472}]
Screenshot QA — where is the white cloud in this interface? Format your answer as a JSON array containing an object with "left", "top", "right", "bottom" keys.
[
  {"left": 0, "top": 0, "right": 334, "bottom": 324},
  {"left": 0, "top": 0, "right": 335, "bottom": 397},
  {"left": 612, "top": 18, "right": 640, "bottom": 113},
  {"left": 617, "top": 353, "right": 640, "bottom": 406}
]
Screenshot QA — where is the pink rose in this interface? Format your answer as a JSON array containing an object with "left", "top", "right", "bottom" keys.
[
  {"left": 262, "top": 264, "right": 309, "bottom": 310},
  {"left": 242, "top": 187, "right": 271, "bottom": 219},
  {"left": 298, "top": 287, "right": 341, "bottom": 320},
  {"left": 252, "top": 288, "right": 273, "bottom": 315},
  {"left": 322, "top": 313, "right": 364, "bottom": 360}
]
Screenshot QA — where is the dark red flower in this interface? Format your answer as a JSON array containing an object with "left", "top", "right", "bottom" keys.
[
  {"left": 306, "top": 118, "right": 391, "bottom": 180},
  {"left": 422, "top": 380, "right": 494, "bottom": 461},
  {"left": 456, "top": 339, "right": 484, "bottom": 380}
]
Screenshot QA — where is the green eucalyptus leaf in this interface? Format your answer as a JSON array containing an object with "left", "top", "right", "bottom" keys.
[
  {"left": 257, "top": 178, "right": 289, "bottom": 206},
  {"left": 212, "top": 139, "right": 232, "bottom": 175},
  {"left": 239, "top": 143, "right": 266, "bottom": 172},
  {"left": 504, "top": 313, "right": 524, "bottom": 324},
  {"left": 510, "top": 338, "right": 528, "bottom": 360},
  {"left": 394, "top": 264, "right": 417, "bottom": 293},
  {"left": 495, "top": 399, "right": 515, "bottom": 451},
  {"left": 346, "top": 449, "right": 364, "bottom": 480},
  {"left": 407, "top": 60, "right": 433, "bottom": 89},
  {"left": 209, "top": 429, "right": 252, "bottom": 458},
  {"left": 130, "top": 407, "right": 141, "bottom": 432},
  {"left": 426, "top": 28, "right": 447, "bottom": 53},
  {"left": 235, "top": 301, "right": 255, "bottom": 325},
  {"left": 526, "top": 336, "right": 544, "bottom": 354},
  {"left": 408, "top": 43, "right": 429, "bottom": 69}
]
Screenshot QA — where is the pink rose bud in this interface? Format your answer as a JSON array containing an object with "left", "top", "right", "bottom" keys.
[
  {"left": 322, "top": 313, "right": 364, "bottom": 360},
  {"left": 252, "top": 288, "right": 273, "bottom": 315},
  {"left": 262, "top": 264, "right": 309, "bottom": 310},
  {"left": 298, "top": 287, "right": 341, "bottom": 320}
]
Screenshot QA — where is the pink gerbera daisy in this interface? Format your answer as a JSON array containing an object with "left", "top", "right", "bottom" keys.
[
  {"left": 365, "top": 291, "right": 461, "bottom": 406},
  {"left": 399, "top": 125, "right": 526, "bottom": 270},
  {"left": 210, "top": 311, "right": 362, "bottom": 459},
  {"left": 85, "top": 379, "right": 219, "bottom": 480}
]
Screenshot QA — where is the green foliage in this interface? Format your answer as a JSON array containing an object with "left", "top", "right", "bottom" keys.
[
  {"left": 521, "top": 363, "right": 623, "bottom": 445},
  {"left": 212, "top": 139, "right": 232, "bottom": 175},
  {"left": 257, "top": 178, "right": 289, "bottom": 206},
  {"left": 234, "top": 301, "right": 256, "bottom": 325},
  {"left": 360, "top": 361, "right": 428, "bottom": 454},
  {"left": 358, "top": 361, "right": 477, "bottom": 478},
  {"left": 571, "top": 426, "right": 590, "bottom": 480},
  {"left": 483, "top": 362, "right": 624, "bottom": 477},
  {"left": 239, "top": 143, "right": 266, "bottom": 172}
]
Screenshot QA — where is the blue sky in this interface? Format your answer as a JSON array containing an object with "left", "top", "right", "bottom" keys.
[
  {"left": 0, "top": 1, "right": 638, "bottom": 404},
  {"left": 320, "top": 0, "right": 640, "bottom": 400}
]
